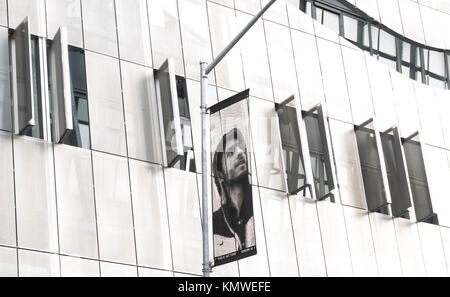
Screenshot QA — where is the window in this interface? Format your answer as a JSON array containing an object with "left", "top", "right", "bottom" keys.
[
  {"left": 10, "top": 19, "right": 90, "bottom": 147},
  {"left": 342, "top": 15, "right": 370, "bottom": 50},
  {"left": 48, "top": 27, "right": 90, "bottom": 149},
  {"left": 295, "top": 0, "right": 450, "bottom": 90},
  {"left": 399, "top": 40, "right": 421, "bottom": 81},
  {"left": 303, "top": 105, "right": 335, "bottom": 201},
  {"left": 10, "top": 17, "right": 45, "bottom": 138},
  {"left": 380, "top": 127, "right": 411, "bottom": 218},
  {"left": 354, "top": 119, "right": 389, "bottom": 214},
  {"left": 424, "top": 49, "right": 447, "bottom": 88},
  {"left": 155, "top": 58, "right": 195, "bottom": 172},
  {"left": 403, "top": 133, "right": 438, "bottom": 224},
  {"left": 275, "top": 95, "right": 311, "bottom": 196}
]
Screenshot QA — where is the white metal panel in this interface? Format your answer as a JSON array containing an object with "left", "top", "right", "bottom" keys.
[
  {"left": 14, "top": 136, "right": 58, "bottom": 253},
  {"left": 368, "top": 212, "right": 402, "bottom": 276},
  {"left": 316, "top": 201, "right": 353, "bottom": 276},
  {"left": 164, "top": 169, "right": 202, "bottom": 275},
  {"left": 343, "top": 206, "right": 378, "bottom": 276},
  {"left": 92, "top": 151, "right": 136, "bottom": 265},
  {"left": 60, "top": 256, "right": 100, "bottom": 277},
  {"left": 439, "top": 226, "right": 450, "bottom": 276},
  {"left": 394, "top": 218, "right": 426, "bottom": 276},
  {"left": 18, "top": 249, "right": 60, "bottom": 277},
  {"left": 238, "top": 186, "right": 271, "bottom": 277},
  {"left": 259, "top": 187, "right": 299, "bottom": 276},
  {"left": 0, "top": 246, "right": 17, "bottom": 277},
  {"left": 289, "top": 197, "right": 327, "bottom": 276},
  {"left": 0, "top": 131, "right": 15, "bottom": 246},
  {"left": 417, "top": 222, "right": 448, "bottom": 276},
  {"left": 54, "top": 144, "right": 98, "bottom": 259}
]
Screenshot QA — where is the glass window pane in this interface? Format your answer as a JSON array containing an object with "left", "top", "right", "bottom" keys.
[
  {"left": 304, "top": 109, "right": 334, "bottom": 200},
  {"left": 403, "top": 139, "right": 437, "bottom": 223},
  {"left": 343, "top": 16, "right": 369, "bottom": 49},
  {"left": 380, "top": 130, "right": 411, "bottom": 218},
  {"left": 318, "top": 8, "right": 340, "bottom": 36},
  {"left": 355, "top": 126, "right": 387, "bottom": 212},
  {"left": 276, "top": 103, "right": 307, "bottom": 195}
]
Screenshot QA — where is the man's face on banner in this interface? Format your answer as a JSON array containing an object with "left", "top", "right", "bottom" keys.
[{"left": 221, "top": 132, "right": 248, "bottom": 182}]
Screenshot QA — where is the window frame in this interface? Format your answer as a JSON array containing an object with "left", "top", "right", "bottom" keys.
[
  {"left": 302, "top": 104, "right": 336, "bottom": 202},
  {"left": 275, "top": 94, "right": 314, "bottom": 198},
  {"left": 354, "top": 118, "right": 392, "bottom": 214}
]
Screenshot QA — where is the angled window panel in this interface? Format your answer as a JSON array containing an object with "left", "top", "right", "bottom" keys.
[
  {"left": 303, "top": 105, "right": 335, "bottom": 201},
  {"left": 155, "top": 58, "right": 184, "bottom": 167},
  {"left": 354, "top": 119, "right": 390, "bottom": 213},
  {"left": 380, "top": 127, "right": 412, "bottom": 218},
  {"left": 403, "top": 133, "right": 438, "bottom": 224},
  {"left": 11, "top": 17, "right": 35, "bottom": 135},
  {"left": 275, "top": 95, "right": 312, "bottom": 197},
  {"left": 49, "top": 27, "right": 73, "bottom": 144}
]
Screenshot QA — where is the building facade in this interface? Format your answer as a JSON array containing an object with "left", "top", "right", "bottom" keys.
[{"left": 1, "top": 0, "right": 450, "bottom": 277}]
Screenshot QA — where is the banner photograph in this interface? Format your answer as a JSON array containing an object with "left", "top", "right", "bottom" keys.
[{"left": 210, "top": 90, "right": 257, "bottom": 267}]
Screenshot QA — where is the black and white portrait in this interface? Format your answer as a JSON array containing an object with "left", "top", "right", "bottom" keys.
[{"left": 212, "top": 128, "right": 255, "bottom": 257}]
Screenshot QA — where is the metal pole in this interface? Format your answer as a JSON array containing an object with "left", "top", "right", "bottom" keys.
[
  {"left": 200, "top": 0, "right": 278, "bottom": 277},
  {"left": 200, "top": 61, "right": 210, "bottom": 277}
]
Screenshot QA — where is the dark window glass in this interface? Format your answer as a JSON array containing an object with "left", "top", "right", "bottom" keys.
[
  {"left": 403, "top": 139, "right": 438, "bottom": 224},
  {"left": 380, "top": 129, "right": 411, "bottom": 218},
  {"left": 65, "top": 48, "right": 90, "bottom": 149},
  {"left": 155, "top": 59, "right": 195, "bottom": 172},
  {"left": 355, "top": 124, "right": 388, "bottom": 213},
  {"left": 276, "top": 102, "right": 308, "bottom": 195},
  {"left": 303, "top": 108, "right": 334, "bottom": 201},
  {"left": 175, "top": 77, "right": 195, "bottom": 172}
]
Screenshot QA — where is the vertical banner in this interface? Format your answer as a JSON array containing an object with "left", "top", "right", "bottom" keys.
[{"left": 209, "top": 89, "right": 257, "bottom": 267}]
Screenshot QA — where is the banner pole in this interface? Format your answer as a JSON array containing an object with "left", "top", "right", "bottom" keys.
[
  {"left": 200, "top": 0, "right": 278, "bottom": 277},
  {"left": 200, "top": 61, "right": 211, "bottom": 277}
]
